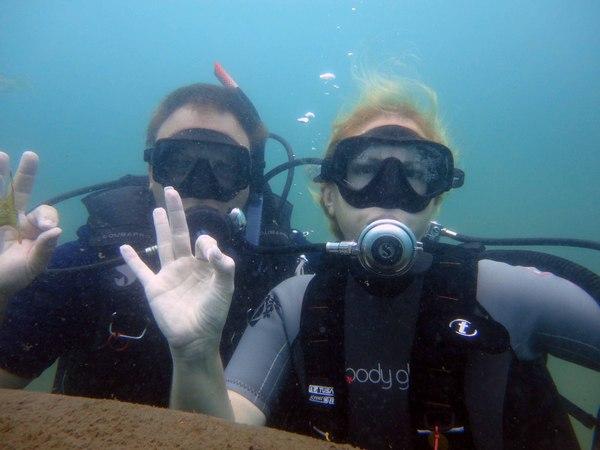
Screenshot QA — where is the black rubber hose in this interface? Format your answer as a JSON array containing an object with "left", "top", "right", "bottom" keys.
[
  {"left": 245, "top": 242, "right": 326, "bottom": 255},
  {"left": 450, "top": 232, "right": 600, "bottom": 252},
  {"left": 268, "top": 133, "right": 295, "bottom": 221},
  {"left": 559, "top": 395, "right": 600, "bottom": 429},
  {"left": 263, "top": 158, "right": 323, "bottom": 182},
  {"left": 40, "top": 175, "right": 148, "bottom": 207},
  {"left": 593, "top": 407, "right": 600, "bottom": 449},
  {"left": 45, "top": 241, "right": 328, "bottom": 274},
  {"left": 45, "top": 255, "right": 126, "bottom": 275}
]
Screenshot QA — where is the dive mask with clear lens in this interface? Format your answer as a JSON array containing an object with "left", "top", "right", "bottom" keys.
[{"left": 316, "top": 125, "right": 463, "bottom": 212}]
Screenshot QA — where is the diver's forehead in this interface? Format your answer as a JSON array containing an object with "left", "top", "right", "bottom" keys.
[
  {"left": 156, "top": 106, "right": 250, "bottom": 148},
  {"left": 353, "top": 115, "right": 426, "bottom": 138}
]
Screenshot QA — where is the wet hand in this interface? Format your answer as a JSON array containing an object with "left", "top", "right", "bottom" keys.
[
  {"left": 0, "top": 151, "right": 61, "bottom": 298},
  {"left": 120, "top": 187, "right": 235, "bottom": 356}
]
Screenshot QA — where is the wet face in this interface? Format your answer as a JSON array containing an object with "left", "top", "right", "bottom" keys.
[
  {"left": 321, "top": 115, "right": 441, "bottom": 241},
  {"left": 149, "top": 105, "right": 251, "bottom": 213}
]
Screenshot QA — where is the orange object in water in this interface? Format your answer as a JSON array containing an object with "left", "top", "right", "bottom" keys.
[{"left": 0, "top": 172, "right": 20, "bottom": 242}]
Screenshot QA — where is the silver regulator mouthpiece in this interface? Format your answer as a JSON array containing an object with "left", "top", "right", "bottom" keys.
[{"left": 326, "top": 219, "right": 423, "bottom": 277}]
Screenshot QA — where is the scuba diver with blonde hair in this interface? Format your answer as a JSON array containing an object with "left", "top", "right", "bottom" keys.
[{"left": 119, "top": 74, "right": 599, "bottom": 449}]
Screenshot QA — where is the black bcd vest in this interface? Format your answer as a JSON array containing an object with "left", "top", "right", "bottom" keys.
[
  {"left": 53, "top": 181, "right": 302, "bottom": 404},
  {"left": 288, "top": 242, "right": 587, "bottom": 450}
]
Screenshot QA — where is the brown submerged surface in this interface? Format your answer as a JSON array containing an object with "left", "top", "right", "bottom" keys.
[{"left": 0, "top": 389, "right": 355, "bottom": 449}]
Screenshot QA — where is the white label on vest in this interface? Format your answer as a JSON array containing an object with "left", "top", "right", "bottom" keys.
[
  {"left": 308, "top": 384, "right": 335, "bottom": 405},
  {"left": 309, "top": 394, "right": 335, "bottom": 405},
  {"left": 308, "top": 384, "right": 334, "bottom": 396}
]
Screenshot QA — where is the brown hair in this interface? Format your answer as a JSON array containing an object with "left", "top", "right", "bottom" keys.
[
  {"left": 145, "top": 83, "right": 268, "bottom": 151},
  {"left": 319, "top": 75, "right": 454, "bottom": 239}
]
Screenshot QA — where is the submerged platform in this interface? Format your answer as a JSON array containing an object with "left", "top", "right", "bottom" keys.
[{"left": 0, "top": 389, "right": 352, "bottom": 449}]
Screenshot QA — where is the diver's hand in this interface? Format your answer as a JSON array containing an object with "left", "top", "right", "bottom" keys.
[
  {"left": 0, "top": 151, "right": 61, "bottom": 299},
  {"left": 120, "top": 187, "right": 235, "bottom": 357}
]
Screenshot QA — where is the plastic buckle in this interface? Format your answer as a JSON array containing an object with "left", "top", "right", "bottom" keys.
[{"left": 422, "top": 402, "right": 458, "bottom": 432}]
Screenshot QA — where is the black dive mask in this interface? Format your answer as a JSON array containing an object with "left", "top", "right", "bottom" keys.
[
  {"left": 145, "top": 128, "right": 251, "bottom": 202},
  {"left": 316, "top": 125, "right": 464, "bottom": 212}
]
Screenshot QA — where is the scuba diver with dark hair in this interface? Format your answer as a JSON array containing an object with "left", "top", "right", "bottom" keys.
[
  {"left": 120, "top": 76, "right": 600, "bottom": 449},
  {"left": 0, "top": 65, "right": 308, "bottom": 406}
]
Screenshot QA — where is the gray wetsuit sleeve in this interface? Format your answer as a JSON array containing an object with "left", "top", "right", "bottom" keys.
[
  {"left": 225, "top": 275, "right": 312, "bottom": 416},
  {"left": 477, "top": 259, "right": 600, "bottom": 371}
]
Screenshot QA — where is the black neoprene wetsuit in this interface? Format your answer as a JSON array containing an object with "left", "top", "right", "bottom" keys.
[{"left": 225, "top": 259, "right": 600, "bottom": 449}]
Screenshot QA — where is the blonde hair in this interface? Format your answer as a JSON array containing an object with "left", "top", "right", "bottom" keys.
[{"left": 319, "top": 73, "right": 454, "bottom": 239}]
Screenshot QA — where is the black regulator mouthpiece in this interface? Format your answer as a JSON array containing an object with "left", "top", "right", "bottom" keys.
[{"left": 185, "top": 206, "right": 247, "bottom": 247}]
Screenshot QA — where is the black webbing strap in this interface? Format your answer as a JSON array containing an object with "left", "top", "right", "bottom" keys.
[
  {"left": 296, "top": 256, "right": 349, "bottom": 442},
  {"left": 464, "top": 350, "right": 510, "bottom": 450},
  {"left": 417, "top": 242, "right": 508, "bottom": 450},
  {"left": 559, "top": 394, "right": 600, "bottom": 430}
]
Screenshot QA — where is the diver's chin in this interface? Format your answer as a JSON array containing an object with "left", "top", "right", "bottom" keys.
[
  {"left": 362, "top": 209, "right": 408, "bottom": 225},
  {"left": 358, "top": 209, "right": 422, "bottom": 236}
]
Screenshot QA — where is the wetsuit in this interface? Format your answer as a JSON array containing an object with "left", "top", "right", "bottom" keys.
[
  {"left": 0, "top": 188, "right": 304, "bottom": 407},
  {"left": 225, "top": 259, "right": 600, "bottom": 449}
]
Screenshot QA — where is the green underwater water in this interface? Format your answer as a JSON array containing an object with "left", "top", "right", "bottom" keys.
[{"left": 1, "top": 0, "right": 598, "bottom": 447}]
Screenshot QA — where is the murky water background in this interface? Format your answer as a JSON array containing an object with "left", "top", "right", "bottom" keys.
[{"left": 1, "top": 1, "right": 598, "bottom": 447}]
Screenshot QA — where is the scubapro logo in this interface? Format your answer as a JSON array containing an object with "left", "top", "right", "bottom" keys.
[{"left": 449, "top": 318, "right": 478, "bottom": 337}]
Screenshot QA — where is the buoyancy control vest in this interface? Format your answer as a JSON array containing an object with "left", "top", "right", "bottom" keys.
[
  {"left": 291, "top": 242, "right": 587, "bottom": 450},
  {"left": 82, "top": 180, "right": 301, "bottom": 324},
  {"left": 54, "top": 182, "right": 303, "bottom": 402}
]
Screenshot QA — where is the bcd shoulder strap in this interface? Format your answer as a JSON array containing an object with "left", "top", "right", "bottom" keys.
[
  {"left": 420, "top": 242, "right": 510, "bottom": 353},
  {"left": 294, "top": 255, "right": 349, "bottom": 442},
  {"left": 419, "top": 242, "right": 510, "bottom": 450}
]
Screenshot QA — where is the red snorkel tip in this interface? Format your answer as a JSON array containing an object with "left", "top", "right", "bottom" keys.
[{"left": 214, "top": 62, "right": 238, "bottom": 89}]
